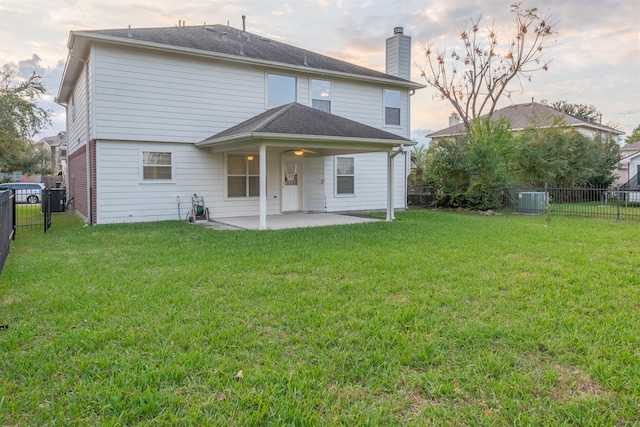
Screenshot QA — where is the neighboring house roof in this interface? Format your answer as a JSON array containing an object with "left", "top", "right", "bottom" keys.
[
  {"left": 621, "top": 141, "right": 640, "bottom": 151},
  {"left": 427, "top": 102, "right": 625, "bottom": 138},
  {"left": 39, "top": 131, "right": 67, "bottom": 147},
  {"left": 616, "top": 142, "right": 640, "bottom": 165},
  {"left": 620, "top": 150, "right": 640, "bottom": 164},
  {"left": 197, "top": 102, "right": 411, "bottom": 150},
  {"left": 57, "top": 24, "right": 424, "bottom": 103}
]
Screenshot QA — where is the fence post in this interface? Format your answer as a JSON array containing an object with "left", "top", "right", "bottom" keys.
[
  {"left": 616, "top": 185, "right": 621, "bottom": 221},
  {"left": 44, "top": 189, "right": 48, "bottom": 233},
  {"left": 11, "top": 189, "right": 16, "bottom": 240}
]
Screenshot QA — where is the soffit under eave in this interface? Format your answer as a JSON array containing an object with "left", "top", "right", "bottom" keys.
[
  {"left": 57, "top": 36, "right": 92, "bottom": 103},
  {"left": 195, "top": 134, "right": 412, "bottom": 154}
]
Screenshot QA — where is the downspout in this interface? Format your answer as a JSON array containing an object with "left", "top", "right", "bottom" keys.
[{"left": 70, "top": 53, "right": 92, "bottom": 225}]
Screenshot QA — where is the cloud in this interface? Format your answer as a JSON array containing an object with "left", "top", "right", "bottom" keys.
[
  {"left": 2, "top": 54, "right": 65, "bottom": 89},
  {"left": 2, "top": 54, "right": 45, "bottom": 78},
  {"left": 1, "top": 0, "right": 637, "bottom": 137}
]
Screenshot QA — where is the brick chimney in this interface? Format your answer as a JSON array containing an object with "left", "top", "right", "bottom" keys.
[{"left": 386, "top": 27, "right": 411, "bottom": 80}]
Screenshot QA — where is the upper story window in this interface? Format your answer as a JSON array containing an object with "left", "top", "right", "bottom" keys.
[
  {"left": 384, "top": 89, "right": 401, "bottom": 126},
  {"left": 267, "top": 73, "right": 296, "bottom": 108},
  {"left": 227, "top": 154, "right": 260, "bottom": 198},
  {"left": 142, "top": 151, "right": 173, "bottom": 180},
  {"left": 311, "top": 79, "right": 331, "bottom": 113}
]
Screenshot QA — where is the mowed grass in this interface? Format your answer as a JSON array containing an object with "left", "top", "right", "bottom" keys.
[{"left": 1, "top": 210, "right": 638, "bottom": 425}]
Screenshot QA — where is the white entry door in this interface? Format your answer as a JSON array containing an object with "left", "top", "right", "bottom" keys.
[{"left": 282, "top": 157, "right": 302, "bottom": 212}]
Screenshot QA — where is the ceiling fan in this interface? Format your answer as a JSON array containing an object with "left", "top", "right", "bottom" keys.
[{"left": 284, "top": 148, "right": 317, "bottom": 156}]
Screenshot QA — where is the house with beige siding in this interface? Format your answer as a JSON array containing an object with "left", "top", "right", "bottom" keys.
[
  {"left": 428, "top": 102, "right": 624, "bottom": 141},
  {"left": 56, "top": 23, "right": 424, "bottom": 228}
]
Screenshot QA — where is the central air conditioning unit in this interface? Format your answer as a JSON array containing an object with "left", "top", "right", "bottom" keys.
[{"left": 517, "top": 192, "right": 548, "bottom": 214}]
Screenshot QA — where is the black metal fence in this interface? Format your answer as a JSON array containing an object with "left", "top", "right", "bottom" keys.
[
  {"left": 408, "top": 185, "right": 640, "bottom": 221},
  {"left": 0, "top": 190, "right": 16, "bottom": 274},
  {"left": 407, "top": 186, "right": 436, "bottom": 208},
  {"left": 1, "top": 187, "right": 65, "bottom": 233}
]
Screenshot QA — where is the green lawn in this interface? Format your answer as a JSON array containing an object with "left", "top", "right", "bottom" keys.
[{"left": 1, "top": 210, "right": 638, "bottom": 425}]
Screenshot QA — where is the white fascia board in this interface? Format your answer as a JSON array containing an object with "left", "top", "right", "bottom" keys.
[{"left": 196, "top": 132, "right": 413, "bottom": 152}]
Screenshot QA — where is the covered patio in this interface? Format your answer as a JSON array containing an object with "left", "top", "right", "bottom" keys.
[
  {"left": 196, "top": 103, "right": 412, "bottom": 230},
  {"left": 203, "top": 212, "right": 380, "bottom": 230}
]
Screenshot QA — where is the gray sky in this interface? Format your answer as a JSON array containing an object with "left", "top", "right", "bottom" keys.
[{"left": 1, "top": 0, "right": 639, "bottom": 143}]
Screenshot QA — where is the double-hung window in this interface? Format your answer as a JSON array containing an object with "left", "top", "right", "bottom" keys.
[
  {"left": 267, "top": 73, "right": 296, "bottom": 108},
  {"left": 336, "top": 157, "right": 354, "bottom": 195},
  {"left": 142, "top": 151, "right": 172, "bottom": 180},
  {"left": 311, "top": 79, "right": 331, "bottom": 113},
  {"left": 227, "top": 155, "right": 260, "bottom": 197},
  {"left": 384, "top": 89, "right": 401, "bottom": 126}
]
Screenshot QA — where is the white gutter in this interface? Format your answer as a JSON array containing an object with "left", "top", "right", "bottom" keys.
[{"left": 196, "top": 132, "right": 414, "bottom": 149}]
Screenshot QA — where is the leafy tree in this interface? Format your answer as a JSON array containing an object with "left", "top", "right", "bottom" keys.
[
  {"left": 543, "top": 100, "right": 600, "bottom": 123},
  {"left": 464, "top": 119, "right": 516, "bottom": 208},
  {"left": 408, "top": 144, "right": 428, "bottom": 188},
  {"left": 426, "top": 136, "right": 470, "bottom": 207},
  {"left": 417, "top": 3, "right": 556, "bottom": 127},
  {"left": 626, "top": 124, "right": 640, "bottom": 144},
  {"left": 425, "top": 119, "right": 618, "bottom": 209},
  {"left": 0, "top": 70, "right": 50, "bottom": 173},
  {"left": 515, "top": 126, "right": 618, "bottom": 187},
  {"left": 426, "top": 118, "right": 516, "bottom": 209},
  {"left": 586, "top": 135, "right": 620, "bottom": 187}
]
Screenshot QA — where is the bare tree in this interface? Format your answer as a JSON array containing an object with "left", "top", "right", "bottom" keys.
[{"left": 417, "top": 3, "right": 556, "bottom": 127}]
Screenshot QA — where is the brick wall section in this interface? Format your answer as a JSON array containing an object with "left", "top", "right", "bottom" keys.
[
  {"left": 68, "top": 140, "right": 97, "bottom": 224},
  {"left": 68, "top": 145, "right": 88, "bottom": 221},
  {"left": 89, "top": 140, "right": 96, "bottom": 225}
]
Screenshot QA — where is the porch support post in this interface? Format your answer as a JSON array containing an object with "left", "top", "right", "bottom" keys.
[
  {"left": 259, "top": 144, "right": 267, "bottom": 230},
  {"left": 386, "top": 150, "right": 395, "bottom": 221}
]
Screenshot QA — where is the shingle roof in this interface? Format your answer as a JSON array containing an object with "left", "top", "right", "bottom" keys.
[
  {"left": 81, "top": 24, "right": 414, "bottom": 85},
  {"left": 428, "top": 102, "right": 624, "bottom": 138},
  {"left": 200, "top": 102, "right": 409, "bottom": 144},
  {"left": 40, "top": 132, "right": 67, "bottom": 147},
  {"left": 622, "top": 141, "right": 640, "bottom": 151}
]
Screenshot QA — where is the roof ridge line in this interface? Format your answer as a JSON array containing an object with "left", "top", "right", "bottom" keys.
[{"left": 253, "top": 103, "right": 298, "bottom": 132}]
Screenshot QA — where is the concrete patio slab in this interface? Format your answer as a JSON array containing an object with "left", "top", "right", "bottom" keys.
[{"left": 204, "top": 212, "right": 380, "bottom": 230}]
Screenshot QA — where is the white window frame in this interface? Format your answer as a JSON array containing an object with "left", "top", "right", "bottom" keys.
[
  {"left": 335, "top": 156, "right": 355, "bottom": 197},
  {"left": 310, "top": 79, "right": 331, "bottom": 113},
  {"left": 139, "top": 150, "right": 175, "bottom": 183},
  {"left": 225, "top": 153, "right": 261, "bottom": 198},
  {"left": 266, "top": 73, "right": 297, "bottom": 108},
  {"left": 383, "top": 88, "right": 401, "bottom": 127}
]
